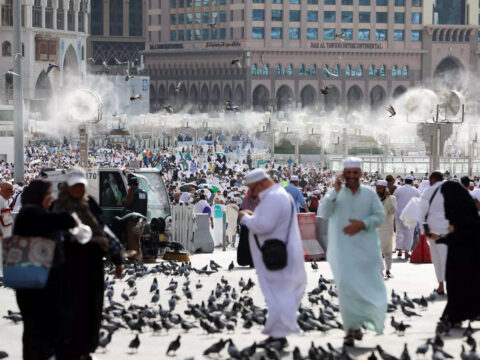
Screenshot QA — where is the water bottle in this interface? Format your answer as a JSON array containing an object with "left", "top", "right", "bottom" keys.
[{"left": 70, "top": 212, "right": 92, "bottom": 245}]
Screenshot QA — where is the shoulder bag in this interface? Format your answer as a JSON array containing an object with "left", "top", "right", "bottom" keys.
[{"left": 254, "top": 199, "right": 295, "bottom": 271}]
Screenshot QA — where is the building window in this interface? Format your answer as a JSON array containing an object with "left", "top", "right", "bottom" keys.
[
  {"left": 376, "top": 29, "right": 387, "bottom": 40},
  {"left": 341, "top": 11, "right": 353, "bottom": 23},
  {"left": 359, "top": 12, "right": 370, "bottom": 23},
  {"left": 252, "top": 64, "right": 257, "bottom": 75},
  {"left": 203, "top": 0, "right": 209, "bottom": 4},
  {"left": 308, "top": 0, "right": 319, "bottom": 3},
  {"left": 392, "top": 65, "right": 397, "bottom": 77},
  {"left": 412, "top": 0, "right": 421, "bottom": 6},
  {"left": 324, "top": 28, "right": 335, "bottom": 40},
  {"left": 272, "top": 0, "right": 282, "bottom": 3},
  {"left": 357, "top": 65, "right": 363, "bottom": 76},
  {"left": 253, "top": 0, "right": 264, "bottom": 2},
  {"left": 186, "top": 13, "right": 193, "bottom": 23},
  {"left": 358, "top": 29, "right": 370, "bottom": 40},
  {"left": 220, "top": 11, "right": 226, "bottom": 22},
  {"left": 78, "top": 0, "right": 85, "bottom": 32},
  {"left": 411, "top": 30, "right": 422, "bottom": 41},
  {"left": 179, "top": 30, "right": 185, "bottom": 40},
  {"left": 253, "top": 9, "right": 265, "bottom": 21},
  {"left": 203, "top": 12, "right": 209, "bottom": 23},
  {"left": 395, "top": 0, "right": 405, "bottom": 5},
  {"left": 212, "top": 12, "right": 218, "bottom": 23},
  {"left": 186, "top": 29, "right": 192, "bottom": 40},
  {"left": 380, "top": 65, "right": 385, "bottom": 76},
  {"left": 272, "top": 10, "right": 282, "bottom": 21},
  {"left": 394, "top": 29, "right": 404, "bottom": 40},
  {"left": 32, "top": 0, "right": 41, "bottom": 28},
  {"left": 376, "top": 12, "right": 387, "bottom": 23},
  {"left": 307, "top": 11, "right": 318, "bottom": 22},
  {"left": 289, "top": 10, "right": 300, "bottom": 22},
  {"left": 271, "top": 27, "right": 282, "bottom": 39},
  {"left": 402, "top": 65, "right": 408, "bottom": 76},
  {"left": 342, "top": 28, "right": 353, "bottom": 39},
  {"left": 324, "top": 11, "right": 336, "bottom": 22},
  {"left": 179, "top": 0, "right": 184, "bottom": 6},
  {"left": 170, "top": 30, "right": 177, "bottom": 41},
  {"left": 287, "top": 64, "right": 293, "bottom": 76},
  {"left": 289, "top": 28, "right": 300, "bottom": 39},
  {"left": 110, "top": 0, "right": 123, "bottom": 36},
  {"left": 2, "top": 41, "right": 11, "bottom": 57},
  {"left": 45, "top": 0, "right": 54, "bottom": 29},
  {"left": 359, "top": 0, "right": 370, "bottom": 5},
  {"left": 325, "top": 0, "right": 335, "bottom": 4},
  {"left": 195, "top": 13, "right": 201, "bottom": 24},
  {"left": 307, "top": 28, "right": 318, "bottom": 39},
  {"left": 171, "top": 14, "right": 177, "bottom": 24},
  {"left": 220, "top": 28, "right": 226, "bottom": 39},
  {"left": 394, "top": 12, "right": 404, "bottom": 23},
  {"left": 411, "top": 12, "right": 422, "bottom": 24},
  {"left": 290, "top": 0, "right": 300, "bottom": 3},
  {"left": 252, "top": 27, "right": 264, "bottom": 39},
  {"left": 57, "top": 0, "right": 64, "bottom": 30},
  {"left": 376, "top": 0, "right": 387, "bottom": 5},
  {"left": 299, "top": 64, "right": 305, "bottom": 76},
  {"left": 276, "top": 64, "right": 281, "bottom": 75},
  {"left": 171, "top": 0, "right": 176, "bottom": 7},
  {"left": 346, "top": 64, "right": 351, "bottom": 76},
  {"left": 67, "top": 0, "right": 74, "bottom": 31},
  {"left": 179, "top": 14, "right": 185, "bottom": 24},
  {"left": 369, "top": 65, "right": 374, "bottom": 76},
  {"left": 342, "top": 0, "right": 353, "bottom": 4}
]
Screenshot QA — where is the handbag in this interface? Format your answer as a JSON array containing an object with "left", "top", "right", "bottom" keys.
[
  {"left": 2, "top": 235, "right": 55, "bottom": 289},
  {"left": 254, "top": 200, "right": 295, "bottom": 271}
]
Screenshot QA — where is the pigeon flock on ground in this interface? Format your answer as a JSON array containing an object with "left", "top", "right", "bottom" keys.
[{"left": 1, "top": 258, "right": 480, "bottom": 359}]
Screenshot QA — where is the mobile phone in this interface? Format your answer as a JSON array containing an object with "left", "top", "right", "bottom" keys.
[{"left": 423, "top": 223, "right": 431, "bottom": 237}]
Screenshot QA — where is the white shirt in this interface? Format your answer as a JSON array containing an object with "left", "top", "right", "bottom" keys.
[
  {"left": 393, "top": 184, "right": 420, "bottom": 217},
  {"left": 418, "top": 181, "right": 449, "bottom": 235},
  {"left": 0, "top": 195, "right": 12, "bottom": 238}
]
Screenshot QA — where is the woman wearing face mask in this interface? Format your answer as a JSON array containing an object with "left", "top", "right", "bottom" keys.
[{"left": 13, "top": 179, "right": 76, "bottom": 360}]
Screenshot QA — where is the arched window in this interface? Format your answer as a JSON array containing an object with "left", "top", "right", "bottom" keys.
[
  {"left": 287, "top": 64, "right": 293, "bottom": 76},
  {"left": 369, "top": 65, "right": 374, "bottom": 76},
  {"left": 257, "top": 65, "right": 263, "bottom": 75},
  {"left": 392, "top": 65, "right": 397, "bottom": 77},
  {"left": 334, "top": 64, "right": 339, "bottom": 75},
  {"left": 251, "top": 64, "right": 257, "bottom": 75},
  {"left": 299, "top": 64, "right": 305, "bottom": 76},
  {"left": 311, "top": 64, "right": 316, "bottom": 76},
  {"left": 67, "top": 0, "right": 74, "bottom": 30},
  {"left": 276, "top": 64, "right": 281, "bottom": 75},
  {"left": 264, "top": 64, "right": 269, "bottom": 76},
  {"left": 2, "top": 41, "right": 11, "bottom": 57},
  {"left": 380, "top": 65, "right": 385, "bottom": 77},
  {"left": 322, "top": 64, "right": 329, "bottom": 77},
  {"left": 402, "top": 65, "right": 408, "bottom": 76},
  {"left": 346, "top": 64, "right": 351, "bottom": 77},
  {"left": 357, "top": 65, "right": 363, "bottom": 77}
]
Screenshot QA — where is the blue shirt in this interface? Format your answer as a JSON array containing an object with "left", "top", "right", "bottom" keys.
[{"left": 284, "top": 183, "right": 306, "bottom": 211}]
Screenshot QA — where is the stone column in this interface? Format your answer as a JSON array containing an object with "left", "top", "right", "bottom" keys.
[
  {"left": 74, "top": 10, "right": 78, "bottom": 31},
  {"left": 41, "top": 4, "right": 45, "bottom": 28}
]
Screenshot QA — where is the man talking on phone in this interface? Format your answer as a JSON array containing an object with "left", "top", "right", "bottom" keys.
[{"left": 318, "top": 157, "right": 386, "bottom": 347}]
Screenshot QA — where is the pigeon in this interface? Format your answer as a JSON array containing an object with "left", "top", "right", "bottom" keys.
[
  {"left": 231, "top": 57, "right": 242, "bottom": 68},
  {"left": 203, "top": 339, "right": 227, "bottom": 356},
  {"left": 293, "top": 346, "right": 303, "bottom": 360},
  {"left": 114, "top": 57, "right": 127, "bottom": 65},
  {"left": 0, "top": 351, "right": 8, "bottom": 359},
  {"left": 227, "top": 339, "right": 241, "bottom": 359},
  {"left": 130, "top": 94, "right": 145, "bottom": 101},
  {"left": 4, "top": 70, "right": 20, "bottom": 78},
  {"left": 175, "top": 81, "right": 183, "bottom": 93},
  {"left": 401, "top": 306, "right": 420, "bottom": 317},
  {"left": 228, "top": 261, "right": 235, "bottom": 271},
  {"left": 164, "top": 105, "right": 174, "bottom": 114},
  {"left": 196, "top": 280, "right": 203, "bottom": 289},
  {"left": 128, "top": 334, "right": 140, "bottom": 353},
  {"left": 416, "top": 340, "right": 430, "bottom": 356},
  {"left": 150, "top": 278, "right": 158, "bottom": 292},
  {"left": 311, "top": 261, "right": 318, "bottom": 271},
  {"left": 265, "top": 345, "right": 281, "bottom": 360},
  {"left": 166, "top": 335, "right": 181, "bottom": 355},
  {"left": 129, "top": 288, "right": 138, "bottom": 298},
  {"left": 121, "top": 289, "right": 129, "bottom": 301},
  {"left": 209, "top": 22, "right": 217, "bottom": 29},
  {"left": 239, "top": 278, "right": 246, "bottom": 288},
  {"left": 400, "top": 344, "right": 410, "bottom": 360},
  {"left": 102, "top": 60, "right": 109, "bottom": 69},
  {"left": 376, "top": 345, "right": 399, "bottom": 360},
  {"left": 46, "top": 63, "right": 59, "bottom": 75},
  {"left": 151, "top": 289, "right": 160, "bottom": 303},
  {"left": 240, "top": 342, "right": 257, "bottom": 358},
  {"left": 466, "top": 335, "right": 477, "bottom": 349},
  {"left": 335, "top": 32, "right": 345, "bottom": 41},
  {"left": 368, "top": 351, "right": 378, "bottom": 360},
  {"left": 464, "top": 321, "right": 477, "bottom": 337},
  {"left": 14, "top": 52, "right": 22, "bottom": 60},
  {"left": 320, "top": 86, "right": 330, "bottom": 95},
  {"left": 98, "top": 331, "right": 112, "bottom": 350},
  {"left": 86, "top": 57, "right": 96, "bottom": 62},
  {"left": 386, "top": 105, "right": 396, "bottom": 117},
  {"left": 125, "top": 69, "right": 133, "bottom": 81}
]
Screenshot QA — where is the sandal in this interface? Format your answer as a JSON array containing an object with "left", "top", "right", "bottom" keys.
[
  {"left": 343, "top": 334, "right": 355, "bottom": 347},
  {"left": 354, "top": 329, "right": 363, "bottom": 340}
]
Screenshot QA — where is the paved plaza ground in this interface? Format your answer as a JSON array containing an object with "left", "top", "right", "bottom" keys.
[{"left": 0, "top": 248, "right": 475, "bottom": 359}]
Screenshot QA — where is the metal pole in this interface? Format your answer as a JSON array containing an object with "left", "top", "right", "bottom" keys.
[{"left": 13, "top": 0, "right": 24, "bottom": 183}]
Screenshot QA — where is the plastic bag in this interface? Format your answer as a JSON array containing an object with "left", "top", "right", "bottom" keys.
[{"left": 70, "top": 212, "right": 92, "bottom": 244}]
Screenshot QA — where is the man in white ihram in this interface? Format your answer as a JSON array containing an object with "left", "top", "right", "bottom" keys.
[
  {"left": 239, "top": 168, "right": 306, "bottom": 349},
  {"left": 0, "top": 182, "right": 14, "bottom": 276},
  {"left": 393, "top": 175, "right": 420, "bottom": 259}
]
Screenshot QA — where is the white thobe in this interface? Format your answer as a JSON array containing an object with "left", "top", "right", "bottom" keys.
[
  {"left": 417, "top": 181, "right": 448, "bottom": 283},
  {"left": 393, "top": 185, "right": 420, "bottom": 251},
  {"left": 225, "top": 203, "right": 239, "bottom": 242},
  {"left": 377, "top": 195, "right": 397, "bottom": 271},
  {"left": 241, "top": 184, "right": 306, "bottom": 338},
  {"left": 0, "top": 195, "right": 12, "bottom": 276}
]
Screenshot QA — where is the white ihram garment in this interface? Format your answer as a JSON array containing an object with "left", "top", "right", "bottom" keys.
[
  {"left": 225, "top": 204, "right": 239, "bottom": 244},
  {"left": 0, "top": 195, "right": 12, "bottom": 276},
  {"left": 377, "top": 195, "right": 397, "bottom": 271},
  {"left": 241, "top": 184, "right": 306, "bottom": 338},
  {"left": 393, "top": 185, "right": 420, "bottom": 251}
]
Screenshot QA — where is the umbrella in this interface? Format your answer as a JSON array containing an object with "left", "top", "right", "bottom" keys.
[
  {"left": 196, "top": 188, "right": 212, "bottom": 199},
  {"left": 179, "top": 183, "right": 198, "bottom": 192}
]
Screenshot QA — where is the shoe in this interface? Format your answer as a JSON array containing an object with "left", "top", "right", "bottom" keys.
[
  {"left": 343, "top": 334, "right": 355, "bottom": 347},
  {"left": 353, "top": 329, "right": 363, "bottom": 340},
  {"left": 405, "top": 252, "right": 411, "bottom": 260},
  {"left": 386, "top": 271, "right": 392, "bottom": 278}
]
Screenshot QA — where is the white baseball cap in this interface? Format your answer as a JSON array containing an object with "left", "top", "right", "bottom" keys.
[{"left": 67, "top": 167, "right": 88, "bottom": 187}]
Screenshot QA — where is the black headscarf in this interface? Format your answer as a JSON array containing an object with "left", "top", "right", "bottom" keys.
[{"left": 441, "top": 180, "right": 479, "bottom": 228}]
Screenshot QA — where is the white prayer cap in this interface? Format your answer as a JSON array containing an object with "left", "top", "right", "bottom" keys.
[
  {"left": 376, "top": 180, "right": 388, "bottom": 187},
  {"left": 405, "top": 175, "right": 414, "bottom": 181},
  {"left": 343, "top": 157, "right": 362, "bottom": 169},
  {"left": 67, "top": 167, "right": 87, "bottom": 187},
  {"left": 313, "top": 190, "right": 321, "bottom": 195},
  {"left": 245, "top": 168, "right": 267, "bottom": 185},
  {"left": 470, "top": 181, "right": 475, "bottom": 187},
  {"left": 290, "top": 175, "right": 299, "bottom": 182}
]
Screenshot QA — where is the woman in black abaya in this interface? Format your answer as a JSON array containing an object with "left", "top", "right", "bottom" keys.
[{"left": 434, "top": 180, "right": 480, "bottom": 324}]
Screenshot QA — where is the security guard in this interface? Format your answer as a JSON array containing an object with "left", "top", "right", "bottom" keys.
[{"left": 125, "top": 176, "right": 148, "bottom": 260}]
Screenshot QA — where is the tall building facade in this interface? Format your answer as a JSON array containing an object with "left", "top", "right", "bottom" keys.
[
  {"left": 0, "top": 0, "right": 89, "bottom": 116},
  {"left": 87, "top": 0, "right": 147, "bottom": 73},
  {"left": 143, "top": 0, "right": 480, "bottom": 113}
]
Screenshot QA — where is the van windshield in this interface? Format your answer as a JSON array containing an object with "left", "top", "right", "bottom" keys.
[{"left": 136, "top": 172, "right": 170, "bottom": 221}]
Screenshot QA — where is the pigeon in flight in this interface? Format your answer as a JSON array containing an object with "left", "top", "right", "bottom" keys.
[
  {"left": 4, "top": 70, "right": 20, "bottom": 78},
  {"left": 209, "top": 22, "right": 217, "bottom": 29},
  {"left": 114, "top": 57, "right": 127, "bottom": 65},
  {"left": 335, "top": 32, "right": 346, "bottom": 41},
  {"left": 46, "top": 63, "right": 59, "bottom": 75},
  {"left": 125, "top": 69, "right": 133, "bottom": 81},
  {"left": 102, "top": 60, "right": 109, "bottom": 70},
  {"left": 324, "top": 68, "right": 339, "bottom": 78},
  {"left": 130, "top": 94, "right": 145, "bottom": 101},
  {"left": 164, "top": 105, "right": 174, "bottom": 114},
  {"left": 320, "top": 86, "right": 330, "bottom": 95},
  {"left": 386, "top": 105, "right": 396, "bottom": 117},
  {"left": 175, "top": 81, "right": 183, "bottom": 93},
  {"left": 231, "top": 57, "right": 242, "bottom": 68}
]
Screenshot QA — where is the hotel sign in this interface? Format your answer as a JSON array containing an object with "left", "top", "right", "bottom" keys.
[
  {"left": 205, "top": 41, "right": 241, "bottom": 48},
  {"left": 150, "top": 43, "right": 184, "bottom": 50},
  {"left": 310, "top": 42, "right": 382, "bottom": 49}
]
